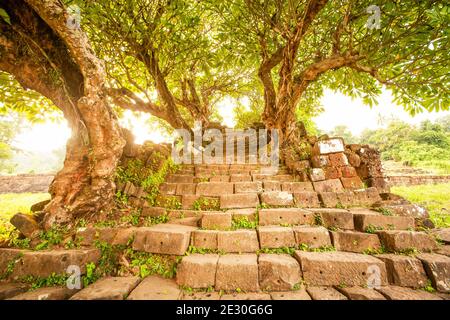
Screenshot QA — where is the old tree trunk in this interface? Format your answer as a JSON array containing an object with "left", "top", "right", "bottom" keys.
[{"left": 0, "top": 0, "right": 125, "bottom": 229}]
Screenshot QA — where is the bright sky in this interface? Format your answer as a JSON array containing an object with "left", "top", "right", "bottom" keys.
[{"left": 12, "top": 89, "right": 449, "bottom": 153}]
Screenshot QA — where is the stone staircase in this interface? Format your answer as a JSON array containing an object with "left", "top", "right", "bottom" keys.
[{"left": 1, "top": 160, "right": 449, "bottom": 300}]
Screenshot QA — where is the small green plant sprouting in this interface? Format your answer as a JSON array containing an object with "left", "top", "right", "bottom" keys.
[
  {"left": 34, "top": 226, "right": 67, "bottom": 250},
  {"left": 22, "top": 273, "right": 68, "bottom": 290},
  {"left": 186, "top": 245, "right": 225, "bottom": 255},
  {"left": 160, "top": 196, "right": 182, "bottom": 210},
  {"left": 258, "top": 203, "right": 269, "bottom": 209},
  {"left": 75, "top": 218, "right": 87, "bottom": 228},
  {"left": 144, "top": 214, "right": 169, "bottom": 226},
  {"left": 363, "top": 246, "right": 386, "bottom": 255},
  {"left": 335, "top": 202, "right": 345, "bottom": 209},
  {"left": 397, "top": 247, "right": 420, "bottom": 256},
  {"left": 375, "top": 207, "right": 394, "bottom": 216},
  {"left": 257, "top": 247, "right": 296, "bottom": 255},
  {"left": 297, "top": 243, "right": 336, "bottom": 252},
  {"left": 292, "top": 282, "right": 302, "bottom": 291},
  {"left": 365, "top": 224, "right": 384, "bottom": 234},
  {"left": 192, "top": 197, "right": 220, "bottom": 211},
  {"left": 421, "top": 280, "right": 436, "bottom": 293},
  {"left": 0, "top": 254, "right": 23, "bottom": 280},
  {"left": 115, "top": 191, "right": 129, "bottom": 205},
  {"left": 121, "top": 210, "right": 141, "bottom": 226},
  {"left": 82, "top": 262, "right": 98, "bottom": 287},
  {"left": 94, "top": 219, "right": 117, "bottom": 228},
  {"left": 124, "top": 250, "right": 178, "bottom": 279},
  {"left": 10, "top": 236, "right": 31, "bottom": 249},
  {"left": 232, "top": 216, "right": 257, "bottom": 229},
  {"left": 314, "top": 214, "right": 323, "bottom": 226}
]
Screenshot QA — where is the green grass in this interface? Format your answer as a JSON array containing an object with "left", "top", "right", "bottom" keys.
[
  {"left": 391, "top": 183, "right": 450, "bottom": 228},
  {"left": 0, "top": 193, "right": 50, "bottom": 220},
  {"left": 412, "top": 160, "right": 450, "bottom": 175},
  {"left": 0, "top": 193, "right": 50, "bottom": 241}
]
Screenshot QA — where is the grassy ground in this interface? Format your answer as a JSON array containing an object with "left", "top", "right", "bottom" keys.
[
  {"left": 0, "top": 193, "right": 50, "bottom": 241},
  {"left": 391, "top": 183, "right": 450, "bottom": 228}
]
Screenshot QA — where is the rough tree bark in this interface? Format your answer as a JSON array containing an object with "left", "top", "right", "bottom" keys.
[
  {"left": 258, "top": 0, "right": 331, "bottom": 144},
  {"left": 0, "top": 0, "right": 125, "bottom": 229}
]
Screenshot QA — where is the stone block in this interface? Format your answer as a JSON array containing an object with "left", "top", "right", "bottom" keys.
[
  {"left": 127, "top": 275, "right": 181, "bottom": 300},
  {"left": 281, "top": 182, "right": 314, "bottom": 193},
  {"left": 132, "top": 224, "right": 195, "bottom": 255},
  {"left": 176, "top": 254, "right": 219, "bottom": 288},
  {"left": 258, "top": 208, "right": 313, "bottom": 226},
  {"left": 258, "top": 226, "right": 296, "bottom": 248},
  {"left": 220, "top": 193, "right": 259, "bottom": 209},
  {"left": 417, "top": 253, "right": 450, "bottom": 293},
  {"left": 196, "top": 182, "right": 234, "bottom": 196},
  {"left": 331, "top": 231, "right": 381, "bottom": 253},
  {"left": 258, "top": 254, "right": 302, "bottom": 291},
  {"left": 217, "top": 230, "right": 259, "bottom": 253},
  {"left": 293, "top": 192, "right": 321, "bottom": 208},
  {"left": 294, "top": 251, "right": 387, "bottom": 286},
  {"left": 216, "top": 254, "right": 259, "bottom": 292},
  {"left": 234, "top": 182, "right": 263, "bottom": 193},
  {"left": 260, "top": 191, "right": 294, "bottom": 206},
  {"left": 377, "top": 230, "right": 438, "bottom": 252},
  {"left": 201, "top": 212, "right": 232, "bottom": 230},
  {"left": 376, "top": 254, "right": 428, "bottom": 288},
  {"left": 353, "top": 214, "right": 415, "bottom": 232},
  {"left": 313, "top": 179, "right": 344, "bottom": 193},
  {"left": 70, "top": 277, "right": 141, "bottom": 300},
  {"left": 192, "top": 230, "right": 218, "bottom": 249},
  {"left": 293, "top": 226, "right": 331, "bottom": 248}
]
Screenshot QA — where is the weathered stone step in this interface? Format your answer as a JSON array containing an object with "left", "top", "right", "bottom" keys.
[
  {"left": 376, "top": 286, "right": 442, "bottom": 300},
  {"left": 310, "top": 208, "right": 354, "bottom": 230},
  {"left": 376, "top": 254, "right": 429, "bottom": 288},
  {"left": 132, "top": 224, "right": 197, "bottom": 255},
  {"left": 376, "top": 230, "right": 438, "bottom": 252},
  {"left": 416, "top": 253, "right": 450, "bottom": 293},
  {"left": 170, "top": 216, "right": 200, "bottom": 227},
  {"left": 258, "top": 208, "right": 314, "bottom": 226},
  {"left": 176, "top": 253, "right": 301, "bottom": 292},
  {"left": 353, "top": 213, "right": 415, "bottom": 232},
  {"left": 294, "top": 251, "right": 388, "bottom": 286},
  {"left": 0, "top": 248, "right": 100, "bottom": 280},
  {"left": 191, "top": 229, "right": 259, "bottom": 252},
  {"left": 70, "top": 276, "right": 141, "bottom": 300},
  {"left": 260, "top": 191, "right": 294, "bottom": 206},
  {"left": 220, "top": 193, "right": 259, "bottom": 209},
  {"left": 8, "top": 286, "right": 78, "bottom": 300},
  {"left": 336, "top": 286, "right": 386, "bottom": 300},
  {"left": 127, "top": 275, "right": 181, "bottom": 300},
  {"left": 0, "top": 282, "right": 28, "bottom": 300},
  {"left": 330, "top": 230, "right": 381, "bottom": 253}
]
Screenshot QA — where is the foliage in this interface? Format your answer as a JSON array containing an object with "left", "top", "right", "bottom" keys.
[
  {"left": 392, "top": 183, "right": 450, "bottom": 228},
  {"left": 116, "top": 154, "right": 178, "bottom": 206},
  {"left": 0, "top": 193, "right": 50, "bottom": 241},
  {"left": 34, "top": 226, "right": 66, "bottom": 250},
  {"left": 361, "top": 118, "right": 450, "bottom": 163},
  {"left": 0, "top": 72, "right": 59, "bottom": 122},
  {"left": 21, "top": 272, "right": 68, "bottom": 290},
  {"left": 0, "top": 115, "right": 19, "bottom": 173},
  {"left": 327, "top": 125, "right": 358, "bottom": 144},
  {"left": 124, "top": 249, "right": 178, "bottom": 278},
  {"left": 232, "top": 216, "right": 257, "bottom": 229},
  {"left": 192, "top": 197, "right": 220, "bottom": 211},
  {"left": 144, "top": 214, "right": 169, "bottom": 226}
]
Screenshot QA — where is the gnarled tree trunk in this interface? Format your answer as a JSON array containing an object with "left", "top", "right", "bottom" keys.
[{"left": 0, "top": 0, "right": 125, "bottom": 229}]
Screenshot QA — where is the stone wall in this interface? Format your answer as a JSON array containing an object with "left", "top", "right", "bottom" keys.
[
  {"left": 0, "top": 174, "right": 53, "bottom": 194},
  {"left": 387, "top": 175, "right": 450, "bottom": 186}
]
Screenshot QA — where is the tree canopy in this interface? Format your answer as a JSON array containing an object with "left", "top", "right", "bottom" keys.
[{"left": 1, "top": 0, "right": 448, "bottom": 134}]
